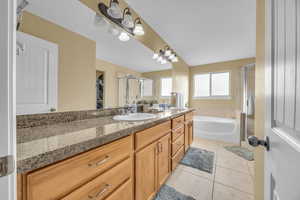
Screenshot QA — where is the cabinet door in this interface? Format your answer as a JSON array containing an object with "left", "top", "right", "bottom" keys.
[
  {"left": 184, "top": 123, "right": 189, "bottom": 152},
  {"left": 135, "top": 142, "right": 157, "bottom": 200},
  {"left": 157, "top": 133, "right": 171, "bottom": 188},
  {"left": 188, "top": 121, "right": 194, "bottom": 145}
]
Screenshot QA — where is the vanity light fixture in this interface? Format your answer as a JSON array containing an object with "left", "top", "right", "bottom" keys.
[
  {"left": 153, "top": 47, "right": 179, "bottom": 64},
  {"left": 122, "top": 8, "right": 134, "bottom": 28},
  {"left": 98, "top": 2, "right": 145, "bottom": 37},
  {"left": 107, "top": 0, "right": 122, "bottom": 19},
  {"left": 133, "top": 18, "right": 145, "bottom": 36}
]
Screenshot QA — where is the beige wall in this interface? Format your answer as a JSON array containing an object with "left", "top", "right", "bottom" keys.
[
  {"left": 255, "top": 0, "right": 265, "bottom": 199},
  {"left": 20, "top": 12, "right": 96, "bottom": 112},
  {"left": 189, "top": 58, "right": 255, "bottom": 118},
  {"left": 141, "top": 69, "right": 173, "bottom": 104},
  {"left": 96, "top": 59, "right": 141, "bottom": 108}
]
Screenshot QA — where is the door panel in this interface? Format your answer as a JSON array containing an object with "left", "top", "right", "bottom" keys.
[
  {"left": 135, "top": 142, "right": 157, "bottom": 200},
  {"left": 265, "top": 0, "right": 300, "bottom": 199},
  {"left": 16, "top": 32, "right": 58, "bottom": 115},
  {"left": 157, "top": 133, "right": 171, "bottom": 188}
]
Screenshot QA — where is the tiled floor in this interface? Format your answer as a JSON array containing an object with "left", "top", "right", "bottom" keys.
[{"left": 165, "top": 137, "right": 255, "bottom": 200}]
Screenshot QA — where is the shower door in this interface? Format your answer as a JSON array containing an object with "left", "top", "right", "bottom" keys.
[{"left": 241, "top": 64, "right": 255, "bottom": 141}]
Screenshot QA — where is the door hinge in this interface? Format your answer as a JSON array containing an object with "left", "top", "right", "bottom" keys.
[{"left": 0, "top": 155, "right": 14, "bottom": 177}]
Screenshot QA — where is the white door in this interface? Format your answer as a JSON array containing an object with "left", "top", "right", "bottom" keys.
[
  {"left": 264, "top": 0, "right": 300, "bottom": 199},
  {"left": 0, "top": 0, "right": 17, "bottom": 200},
  {"left": 16, "top": 32, "right": 58, "bottom": 115}
]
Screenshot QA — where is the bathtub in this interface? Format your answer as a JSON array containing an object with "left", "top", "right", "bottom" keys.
[{"left": 193, "top": 116, "right": 240, "bottom": 144}]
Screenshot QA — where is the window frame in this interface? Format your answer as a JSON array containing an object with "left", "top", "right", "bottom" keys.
[
  {"left": 160, "top": 77, "right": 173, "bottom": 97},
  {"left": 193, "top": 71, "right": 231, "bottom": 99}
]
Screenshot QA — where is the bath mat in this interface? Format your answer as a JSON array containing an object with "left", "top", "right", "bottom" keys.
[
  {"left": 154, "top": 184, "right": 196, "bottom": 200},
  {"left": 224, "top": 146, "right": 254, "bottom": 161},
  {"left": 180, "top": 147, "right": 215, "bottom": 174}
]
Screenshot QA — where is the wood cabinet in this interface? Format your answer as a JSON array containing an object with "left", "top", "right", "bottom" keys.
[
  {"left": 61, "top": 158, "right": 132, "bottom": 200},
  {"left": 135, "top": 133, "right": 171, "bottom": 200},
  {"left": 19, "top": 136, "right": 134, "bottom": 200},
  {"left": 184, "top": 112, "right": 194, "bottom": 152},
  {"left": 157, "top": 134, "right": 172, "bottom": 188},
  {"left": 188, "top": 120, "right": 194, "bottom": 146},
  {"left": 18, "top": 114, "right": 192, "bottom": 200},
  {"left": 135, "top": 142, "right": 157, "bottom": 200}
]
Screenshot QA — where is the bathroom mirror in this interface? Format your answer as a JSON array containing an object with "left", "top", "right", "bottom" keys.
[{"left": 16, "top": 0, "right": 173, "bottom": 115}]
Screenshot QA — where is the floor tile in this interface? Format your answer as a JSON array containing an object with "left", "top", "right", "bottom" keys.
[
  {"left": 216, "top": 149, "right": 249, "bottom": 174},
  {"left": 215, "top": 166, "right": 254, "bottom": 194},
  {"left": 247, "top": 161, "right": 255, "bottom": 178},
  {"left": 166, "top": 170, "right": 213, "bottom": 200},
  {"left": 177, "top": 164, "right": 214, "bottom": 180},
  {"left": 213, "top": 183, "right": 254, "bottom": 200}
]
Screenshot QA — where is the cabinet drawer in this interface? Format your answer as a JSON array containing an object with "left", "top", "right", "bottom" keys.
[
  {"left": 172, "top": 146, "right": 185, "bottom": 171},
  {"left": 185, "top": 112, "right": 194, "bottom": 122},
  {"left": 172, "top": 115, "right": 184, "bottom": 129},
  {"left": 106, "top": 179, "right": 133, "bottom": 200},
  {"left": 172, "top": 134, "right": 184, "bottom": 156},
  {"left": 172, "top": 125, "right": 184, "bottom": 141},
  {"left": 135, "top": 121, "right": 171, "bottom": 150},
  {"left": 62, "top": 158, "right": 132, "bottom": 200},
  {"left": 26, "top": 136, "right": 133, "bottom": 200}
]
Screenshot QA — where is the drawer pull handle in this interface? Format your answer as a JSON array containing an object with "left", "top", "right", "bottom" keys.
[
  {"left": 88, "top": 183, "right": 111, "bottom": 199},
  {"left": 88, "top": 155, "right": 110, "bottom": 167}
]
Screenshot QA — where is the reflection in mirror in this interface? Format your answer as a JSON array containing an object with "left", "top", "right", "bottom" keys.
[{"left": 16, "top": 0, "right": 172, "bottom": 115}]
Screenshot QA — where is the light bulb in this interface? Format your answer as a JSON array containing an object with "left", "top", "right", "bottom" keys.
[
  {"left": 153, "top": 53, "right": 159, "bottom": 59},
  {"left": 158, "top": 55, "right": 164, "bottom": 62},
  {"left": 169, "top": 54, "right": 175, "bottom": 60},
  {"left": 133, "top": 21, "right": 145, "bottom": 36},
  {"left": 172, "top": 57, "right": 179, "bottom": 62},
  {"left": 118, "top": 31, "right": 130, "bottom": 42},
  {"left": 107, "top": 0, "right": 122, "bottom": 19},
  {"left": 122, "top": 9, "right": 134, "bottom": 28},
  {"left": 164, "top": 50, "right": 172, "bottom": 57}
]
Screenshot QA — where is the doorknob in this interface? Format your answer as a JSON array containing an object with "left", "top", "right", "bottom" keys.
[{"left": 248, "top": 136, "right": 270, "bottom": 151}]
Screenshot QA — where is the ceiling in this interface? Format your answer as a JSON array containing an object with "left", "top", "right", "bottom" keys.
[
  {"left": 126, "top": 0, "right": 256, "bottom": 66},
  {"left": 22, "top": 0, "right": 172, "bottom": 72}
]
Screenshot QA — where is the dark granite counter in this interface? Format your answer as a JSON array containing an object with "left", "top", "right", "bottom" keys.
[{"left": 17, "top": 109, "right": 194, "bottom": 173}]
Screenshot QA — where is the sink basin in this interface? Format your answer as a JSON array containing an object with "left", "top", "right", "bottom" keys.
[{"left": 113, "top": 113, "right": 157, "bottom": 121}]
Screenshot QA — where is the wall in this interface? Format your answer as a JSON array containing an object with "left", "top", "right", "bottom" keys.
[
  {"left": 20, "top": 12, "right": 96, "bottom": 112},
  {"left": 96, "top": 59, "right": 141, "bottom": 108},
  {"left": 141, "top": 69, "right": 173, "bottom": 104},
  {"left": 255, "top": 0, "right": 265, "bottom": 199},
  {"left": 189, "top": 58, "right": 255, "bottom": 118}
]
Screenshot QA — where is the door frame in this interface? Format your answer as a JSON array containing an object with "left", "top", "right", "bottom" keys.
[{"left": 0, "top": 0, "right": 17, "bottom": 199}]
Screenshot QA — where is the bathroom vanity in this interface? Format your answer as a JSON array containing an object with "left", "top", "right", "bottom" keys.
[{"left": 17, "top": 109, "right": 194, "bottom": 200}]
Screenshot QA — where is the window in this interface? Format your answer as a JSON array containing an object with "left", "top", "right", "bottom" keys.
[
  {"left": 194, "top": 74, "right": 210, "bottom": 97},
  {"left": 141, "top": 79, "right": 153, "bottom": 97},
  {"left": 161, "top": 77, "right": 172, "bottom": 97},
  {"left": 194, "top": 72, "right": 230, "bottom": 98}
]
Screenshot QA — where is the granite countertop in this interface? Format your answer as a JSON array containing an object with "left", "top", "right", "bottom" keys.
[{"left": 17, "top": 109, "right": 194, "bottom": 173}]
